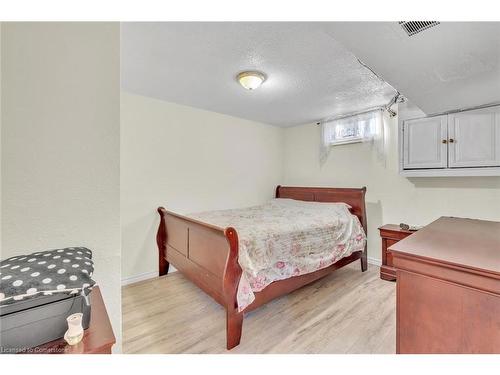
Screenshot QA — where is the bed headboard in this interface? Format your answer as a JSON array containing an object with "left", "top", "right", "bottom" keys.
[{"left": 275, "top": 185, "right": 367, "bottom": 234}]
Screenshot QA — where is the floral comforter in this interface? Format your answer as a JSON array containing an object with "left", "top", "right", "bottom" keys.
[{"left": 188, "top": 198, "right": 366, "bottom": 311}]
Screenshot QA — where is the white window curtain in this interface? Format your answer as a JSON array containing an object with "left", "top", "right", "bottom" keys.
[{"left": 319, "top": 109, "right": 389, "bottom": 166}]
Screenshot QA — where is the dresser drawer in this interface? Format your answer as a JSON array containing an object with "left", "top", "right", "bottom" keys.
[{"left": 379, "top": 225, "right": 415, "bottom": 281}]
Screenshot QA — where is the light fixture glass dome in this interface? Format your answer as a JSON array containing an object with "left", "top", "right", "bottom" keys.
[{"left": 236, "top": 71, "right": 266, "bottom": 90}]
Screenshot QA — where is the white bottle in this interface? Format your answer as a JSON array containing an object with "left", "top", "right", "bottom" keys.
[{"left": 64, "top": 313, "right": 84, "bottom": 345}]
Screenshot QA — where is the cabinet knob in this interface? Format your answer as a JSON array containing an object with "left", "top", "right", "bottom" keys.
[
  {"left": 449, "top": 138, "right": 455, "bottom": 143},
  {"left": 442, "top": 139, "right": 448, "bottom": 144}
]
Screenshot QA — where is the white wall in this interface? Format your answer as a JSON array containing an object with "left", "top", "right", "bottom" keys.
[
  {"left": 1, "top": 23, "right": 121, "bottom": 351},
  {"left": 121, "top": 92, "right": 284, "bottom": 281},
  {"left": 0, "top": 22, "right": 2, "bottom": 249},
  {"left": 282, "top": 102, "right": 500, "bottom": 262}
]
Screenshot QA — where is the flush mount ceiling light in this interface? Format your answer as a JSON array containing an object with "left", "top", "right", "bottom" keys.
[{"left": 236, "top": 71, "right": 266, "bottom": 90}]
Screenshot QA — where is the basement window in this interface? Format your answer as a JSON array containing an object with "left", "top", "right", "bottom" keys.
[
  {"left": 322, "top": 109, "right": 381, "bottom": 146},
  {"left": 319, "top": 109, "right": 387, "bottom": 165}
]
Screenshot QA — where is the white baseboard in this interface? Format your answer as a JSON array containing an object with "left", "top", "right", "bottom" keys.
[
  {"left": 121, "top": 271, "right": 158, "bottom": 286},
  {"left": 121, "top": 267, "right": 178, "bottom": 286},
  {"left": 367, "top": 256, "right": 382, "bottom": 266}
]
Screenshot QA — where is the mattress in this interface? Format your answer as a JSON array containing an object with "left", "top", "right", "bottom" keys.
[{"left": 188, "top": 198, "right": 366, "bottom": 310}]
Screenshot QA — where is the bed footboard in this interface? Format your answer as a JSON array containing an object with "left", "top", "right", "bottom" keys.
[
  {"left": 156, "top": 207, "right": 170, "bottom": 276},
  {"left": 222, "top": 227, "right": 244, "bottom": 348},
  {"left": 156, "top": 207, "right": 243, "bottom": 349}
]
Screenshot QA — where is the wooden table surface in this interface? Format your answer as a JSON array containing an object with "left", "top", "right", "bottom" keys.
[
  {"left": 378, "top": 224, "right": 415, "bottom": 235},
  {"left": 389, "top": 216, "right": 500, "bottom": 275},
  {"left": 23, "top": 286, "right": 115, "bottom": 354}
]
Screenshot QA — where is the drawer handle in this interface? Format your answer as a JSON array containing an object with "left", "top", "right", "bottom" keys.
[
  {"left": 449, "top": 138, "right": 455, "bottom": 143},
  {"left": 442, "top": 139, "right": 448, "bottom": 144}
]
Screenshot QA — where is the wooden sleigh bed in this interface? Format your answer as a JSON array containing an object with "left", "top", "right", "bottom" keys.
[{"left": 156, "top": 186, "right": 368, "bottom": 349}]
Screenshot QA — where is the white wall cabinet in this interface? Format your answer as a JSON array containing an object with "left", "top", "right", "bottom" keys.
[
  {"left": 448, "top": 107, "right": 500, "bottom": 168},
  {"left": 403, "top": 115, "right": 448, "bottom": 169},
  {"left": 400, "top": 105, "right": 500, "bottom": 177}
]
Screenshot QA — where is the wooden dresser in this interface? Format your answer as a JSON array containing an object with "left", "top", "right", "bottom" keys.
[
  {"left": 378, "top": 224, "right": 414, "bottom": 281},
  {"left": 390, "top": 217, "right": 500, "bottom": 354}
]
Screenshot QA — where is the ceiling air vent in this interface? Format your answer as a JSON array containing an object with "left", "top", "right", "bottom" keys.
[{"left": 399, "top": 21, "right": 440, "bottom": 37}]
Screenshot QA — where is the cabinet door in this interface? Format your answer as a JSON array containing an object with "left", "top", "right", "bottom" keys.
[
  {"left": 403, "top": 115, "right": 448, "bottom": 169},
  {"left": 448, "top": 106, "right": 500, "bottom": 168}
]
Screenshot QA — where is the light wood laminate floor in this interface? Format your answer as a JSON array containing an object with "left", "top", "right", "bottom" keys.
[{"left": 122, "top": 262, "right": 396, "bottom": 353}]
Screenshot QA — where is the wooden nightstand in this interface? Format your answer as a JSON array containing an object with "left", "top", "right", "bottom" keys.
[
  {"left": 21, "top": 286, "right": 115, "bottom": 354},
  {"left": 378, "top": 224, "right": 415, "bottom": 281}
]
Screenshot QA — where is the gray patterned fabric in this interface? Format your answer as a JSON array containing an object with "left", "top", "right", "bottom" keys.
[{"left": 0, "top": 247, "right": 95, "bottom": 305}]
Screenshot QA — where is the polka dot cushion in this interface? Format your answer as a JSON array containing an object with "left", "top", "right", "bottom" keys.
[{"left": 0, "top": 247, "right": 95, "bottom": 305}]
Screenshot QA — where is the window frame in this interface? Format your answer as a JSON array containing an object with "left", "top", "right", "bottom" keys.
[{"left": 323, "top": 110, "right": 381, "bottom": 147}]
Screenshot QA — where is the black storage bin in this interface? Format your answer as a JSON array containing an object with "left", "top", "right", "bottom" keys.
[
  {"left": 0, "top": 291, "right": 91, "bottom": 353},
  {"left": 1, "top": 247, "right": 96, "bottom": 354}
]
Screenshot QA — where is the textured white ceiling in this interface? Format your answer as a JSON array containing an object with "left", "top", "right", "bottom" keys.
[
  {"left": 324, "top": 22, "right": 500, "bottom": 115},
  {"left": 121, "top": 22, "right": 396, "bottom": 127}
]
